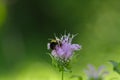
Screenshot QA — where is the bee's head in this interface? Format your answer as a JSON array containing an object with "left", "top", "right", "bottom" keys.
[{"left": 49, "top": 39, "right": 58, "bottom": 50}]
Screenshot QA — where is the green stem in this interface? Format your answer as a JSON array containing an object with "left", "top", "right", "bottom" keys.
[{"left": 62, "top": 70, "right": 64, "bottom": 80}]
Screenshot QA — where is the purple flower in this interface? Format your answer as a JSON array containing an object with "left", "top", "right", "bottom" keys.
[
  {"left": 47, "top": 33, "right": 81, "bottom": 61},
  {"left": 84, "top": 64, "right": 109, "bottom": 80}
]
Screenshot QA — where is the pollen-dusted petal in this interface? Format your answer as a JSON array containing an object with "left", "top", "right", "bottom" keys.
[
  {"left": 47, "top": 43, "right": 50, "bottom": 50},
  {"left": 71, "top": 44, "right": 81, "bottom": 50}
]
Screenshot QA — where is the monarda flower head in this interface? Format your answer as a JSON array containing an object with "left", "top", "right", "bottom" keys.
[{"left": 47, "top": 33, "right": 81, "bottom": 72}]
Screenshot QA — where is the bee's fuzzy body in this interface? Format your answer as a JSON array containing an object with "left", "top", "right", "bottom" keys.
[{"left": 50, "top": 40, "right": 58, "bottom": 50}]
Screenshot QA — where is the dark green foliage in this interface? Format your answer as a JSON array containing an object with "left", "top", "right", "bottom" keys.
[
  {"left": 110, "top": 60, "right": 120, "bottom": 74},
  {"left": 89, "top": 77, "right": 102, "bottom": 80}
]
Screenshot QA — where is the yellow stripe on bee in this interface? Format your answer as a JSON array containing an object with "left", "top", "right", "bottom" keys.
[{"left": 51, "top": 40, "right": 57, "bottom": 42}]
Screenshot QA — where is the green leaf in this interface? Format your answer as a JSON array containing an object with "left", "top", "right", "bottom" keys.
[
  {"left": 110, "top": 60, "right": 120, "bottom": 74},
  {"left": 70, "top": 75, "right": 83, "bottom": 80},
  {"left": 110, "top": 60, "right": 118, "bottom": 67},
  {"left": 46, "top": 53, "right": 57, "bottom": 67}
]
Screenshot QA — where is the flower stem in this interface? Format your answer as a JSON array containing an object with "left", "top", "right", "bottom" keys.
[{"left": 62, "top": 70, "right": 64, "bottom": 80}]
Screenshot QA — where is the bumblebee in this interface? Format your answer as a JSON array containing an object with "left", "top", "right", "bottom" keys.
[{"left": 50, "top": 39, "right": 61, "bottom": 50}]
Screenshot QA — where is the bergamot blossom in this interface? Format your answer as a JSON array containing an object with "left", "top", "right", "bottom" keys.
[
  {"left": 47, "top": 33, "right": 82, "bottom": 80},
  {"left": 84, "top": 64, "right": 109, "bottom": 80},
  {"left": 48, "top": 33, "right": 81, "bottom": 61}
]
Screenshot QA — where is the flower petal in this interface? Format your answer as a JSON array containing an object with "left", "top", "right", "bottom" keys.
[
  {"left": 87, "top": 64, "right": 97, "bottom": 77},
  {"left": 71, "top": 44, "right": 81, "bottom": 50},
  {"left": 97, "top": 66, "right": 105, "bottom": 76},
  {"left": 64, "top": 51, "right": 73, "bottom": 60},
  {"left": 48, "top": 33, "right": 81, "bottom": 61},
  {"left": 52, "top": 50, "right": 58, "bottom": 57},
  {"left": 56, "top": 47, "right": 65, "bottom": 57},
  {"left": 47, "top": 43, "right": 50, "bottom": 50}
]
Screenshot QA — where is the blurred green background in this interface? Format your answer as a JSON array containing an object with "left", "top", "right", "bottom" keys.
[{"left": 0, "top": 0, "right": 120, "bottom": 80}]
